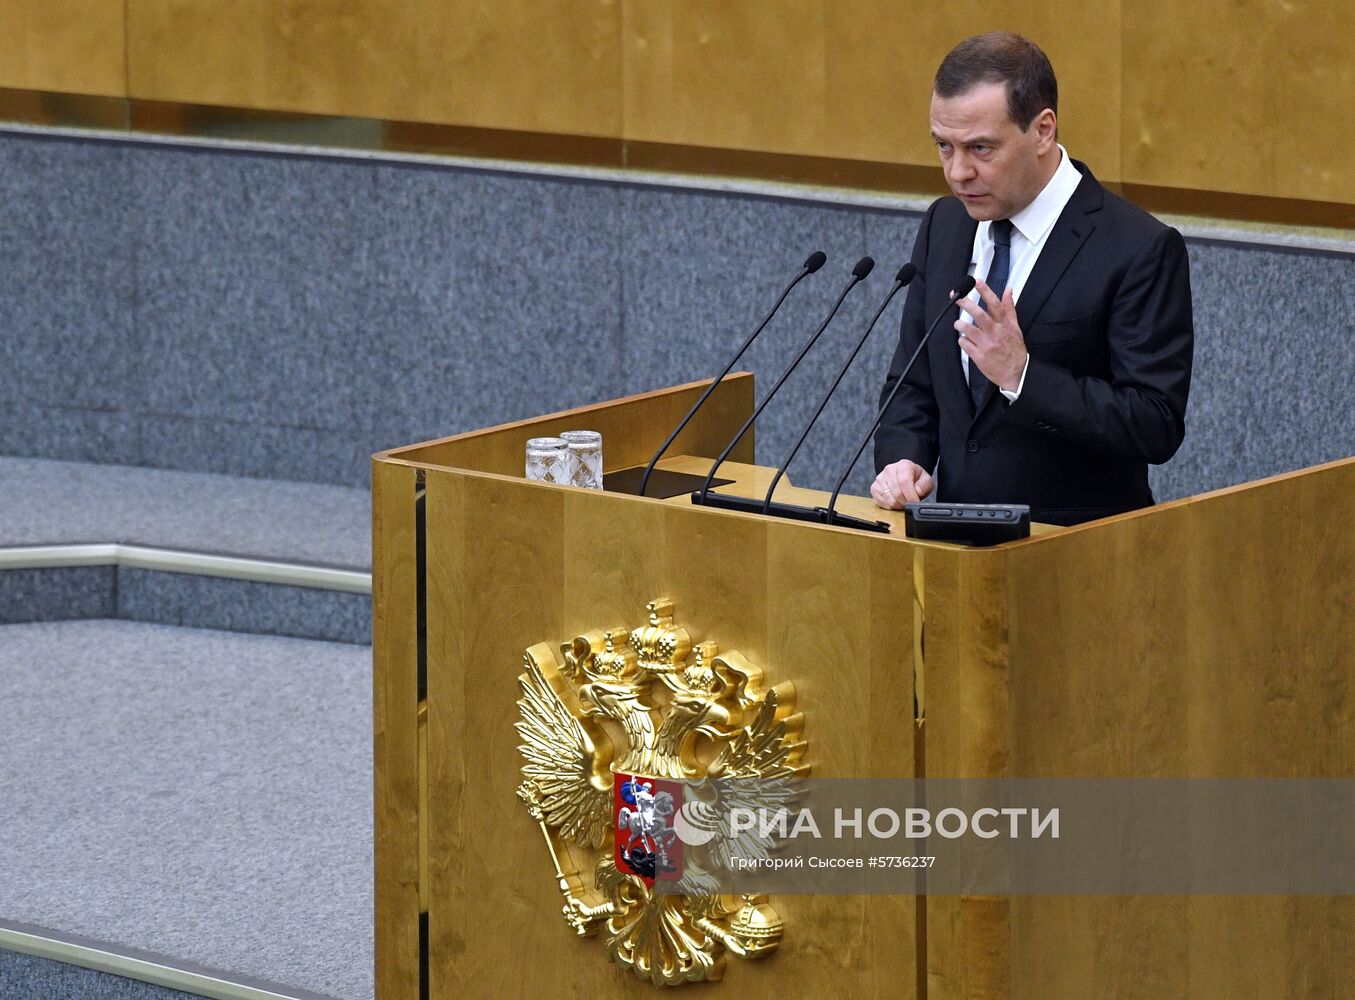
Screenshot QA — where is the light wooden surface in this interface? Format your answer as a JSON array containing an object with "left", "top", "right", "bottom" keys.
[
  {"left": 377, "top": 380, "right": 1355, "bottom": 998},
  {"left": 383, "top": 374, "right": 757, "bottom": 477},
  {"left": 1122, "top": 0, "right": 1355, "bottom": 205},
  {"left": 428, "top": 467, "right": 921, "bottom": 993},
  {"left": 922, "top": 456, "right": 1355, "bottom": 999},
  {"left": 420, "top": 470, "right": 920, "bottom": 996},
  {"left": 126, "top": 0, "right": 410, "bottom": 119},
  {"left": 0, "top": 0, "right": 125, "bottom": 96},
  {"left": 415, "top": 0, "right": 623, "bottom": 136},
  {"left": 124, "top": 0, "right": 624, "bottom": 135},
  {"left": 371, "top": 458, "right": 422, "bottom": 1000},
  {"left": 10, "top": 0, "right": 1355, "bottom": 207},
  {"left": 380, "top": 379, "right": 925, "bottom": 996},
  {"left": 623, "top": 0, "right": 1122, "bottom": 180}
]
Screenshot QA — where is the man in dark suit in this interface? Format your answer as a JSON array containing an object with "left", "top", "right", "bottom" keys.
[{"left": 872, "top": 33, "right": 1193, "bottom": 527}]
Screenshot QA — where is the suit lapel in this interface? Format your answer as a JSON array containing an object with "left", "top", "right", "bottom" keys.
[
  {"left": 934, "top": 210, "right": 978, "bottom": 412},
  {"left": 970, "top": 166, "right": 1102, "bottom": 419},
  {"left": 1013, "top": 206, "right": 1095, "bottom": 334}
]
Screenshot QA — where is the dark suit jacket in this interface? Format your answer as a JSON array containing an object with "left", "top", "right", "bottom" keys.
[{"left": 873, "top": 163, "right": 1194, "bottom": 526}]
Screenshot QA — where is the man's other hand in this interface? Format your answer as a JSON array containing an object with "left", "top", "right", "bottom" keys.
[{"left": 871, "top": 459, "right": 935, "bottom": 509}]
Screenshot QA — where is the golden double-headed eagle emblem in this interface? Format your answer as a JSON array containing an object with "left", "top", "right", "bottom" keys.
[{"left": 514, "top": 599, "right": 809, "bottom": 987}]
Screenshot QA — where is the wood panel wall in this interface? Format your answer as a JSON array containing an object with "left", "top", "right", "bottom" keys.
[
  {"left": 622, "top": 0, "right": 1124, "bottom": 182},
  {"left": 0, "top": 0, "right": 124, "bottom": 96},
  {"left": 9, "top": 4, "right": 1343, "bottom": 221}
]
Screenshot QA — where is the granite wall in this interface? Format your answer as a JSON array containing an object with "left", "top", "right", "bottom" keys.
[
  {"left": 1, "top": 128, "right": 1351, "bottom": 502},
  {"left": 0, "top": 949, "right": 200, "bottom": 1000}
]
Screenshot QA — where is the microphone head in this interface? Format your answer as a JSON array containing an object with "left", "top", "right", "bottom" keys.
[
  {"left": 895, "top": 262, "right": 918, "bottom": 286},
  {"left": 852, "top": 256, "right": 875, "bottom": 279},
  {"left": 804, "top": 250, "right": 827, "bottom": 273},
  {"left": 952, "top": 274, "right": 977, "bottom": 299}
]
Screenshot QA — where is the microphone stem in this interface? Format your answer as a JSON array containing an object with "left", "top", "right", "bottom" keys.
[
  {"left": 761, "top": 279, "right": 906, "bottom": 513},
  {"left": 698, "top": 275, "right": 865, "bottom": 503},
  {"left": 825, "top": 291, "right": 962, "bottom": 521},
  {"left": 638, "top": 264, "right": 811, "bottom": 497}
]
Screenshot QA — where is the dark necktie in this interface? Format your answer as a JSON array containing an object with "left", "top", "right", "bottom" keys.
[{"left": 969, "top": 218, "right": 1013, "bottom": 409}]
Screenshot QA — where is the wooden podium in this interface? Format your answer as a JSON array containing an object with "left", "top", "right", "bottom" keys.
[{"left": 373, "top": 375, "right": 1355, "bottom": 999}]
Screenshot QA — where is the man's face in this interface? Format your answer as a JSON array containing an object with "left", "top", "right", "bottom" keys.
[{"left": 929, "top": 81, "right": 1056, "bottom": 222}]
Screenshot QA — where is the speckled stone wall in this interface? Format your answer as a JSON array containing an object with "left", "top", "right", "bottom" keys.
[
  {"left": 0, "top": 566, "right": 368, "bottom": 643},
  {"left": 0, "top": 949, "right": 199, "bottom": 1000},
  {"left": 0, "top": 567, "right": 116, "bottom": 624},
  {"left": 1, "top": 129, "right": 1351, "bottom": 502}
]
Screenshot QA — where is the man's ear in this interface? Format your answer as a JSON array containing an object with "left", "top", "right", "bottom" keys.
[{"left": 1034, "top": 109, "right": 1058, "bottom": 152}]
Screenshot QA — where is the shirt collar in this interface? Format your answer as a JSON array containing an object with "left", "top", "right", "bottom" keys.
[{"left": 1005, "top": 145, "right": 1082, "bottom": 245}]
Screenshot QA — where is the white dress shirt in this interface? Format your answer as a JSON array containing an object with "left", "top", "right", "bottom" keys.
[{"left": 960, "top": 145, "right": 1083, "bottom": 401}]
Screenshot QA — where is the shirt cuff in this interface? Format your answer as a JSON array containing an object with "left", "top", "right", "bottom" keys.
[{"left": 1000, "top": 354, "right": 1031, "bottom": 403}]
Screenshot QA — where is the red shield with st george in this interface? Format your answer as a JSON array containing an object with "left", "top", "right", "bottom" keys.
[{"left": 614, "top": 772, "right": 684, "bottom": 885}]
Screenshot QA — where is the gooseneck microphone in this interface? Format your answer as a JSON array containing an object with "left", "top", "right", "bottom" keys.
[
  {"left": 821, "top": 274, "right": 977, "bottom": 525},
  {"left": 696, "top": 256, "right": 876, "bottom": 504},
  {"left": 636, "top": 250, "right": 828, "bottom": 497},
  {"left": 760, "top": 263, "right": 917, "bottom": 513}
]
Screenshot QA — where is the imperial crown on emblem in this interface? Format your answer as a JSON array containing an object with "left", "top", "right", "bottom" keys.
[{"left": 514, "top": 599, "right": 809, "bottom": 987}]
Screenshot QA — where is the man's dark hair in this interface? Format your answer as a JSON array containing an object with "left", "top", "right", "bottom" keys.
[{"left": 934, "top": 33, "right": 1058, "bottom": 131}]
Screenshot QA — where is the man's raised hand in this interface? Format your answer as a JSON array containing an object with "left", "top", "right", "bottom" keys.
[{"left": 954, "top": 278, "right": 1028, "bottom": 392}]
